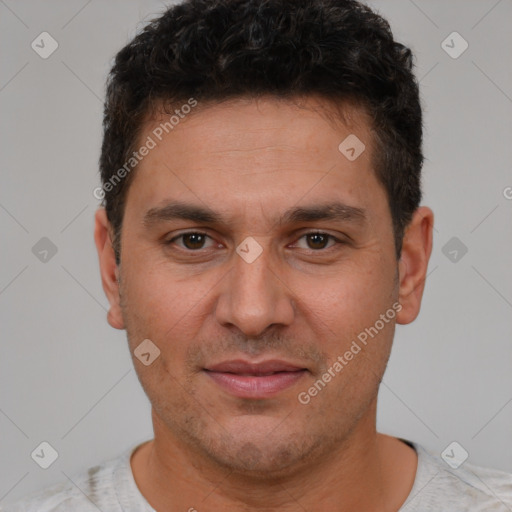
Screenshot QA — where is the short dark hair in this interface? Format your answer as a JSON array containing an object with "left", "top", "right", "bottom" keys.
[{"left": 99, "top": 0, "right": 423, "bottom": 264}]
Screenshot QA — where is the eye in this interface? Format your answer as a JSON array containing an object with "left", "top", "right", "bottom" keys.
[
  {"left": 294, "top": 232, "right": 341, "bottom": 250},
  {"left": 167, "top": 232, "right": 216, "bottom": 250},
  {"left": 165, "top": 231, "right": 344, "bottom": 252}
]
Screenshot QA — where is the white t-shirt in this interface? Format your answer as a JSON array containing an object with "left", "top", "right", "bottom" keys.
[{"left": 2, "top": 439, "right": 511, "bottom": 511}]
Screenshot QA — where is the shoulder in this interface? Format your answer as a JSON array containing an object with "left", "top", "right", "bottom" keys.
[
  {"left": 1, "top": 478, "right": 94, "bottom": 512},
  {"left": 403, "top": 441, "right": 512, "bottom": 511},
  {"left": 1, "top": 450, "right": 131, "bottom": 512}
]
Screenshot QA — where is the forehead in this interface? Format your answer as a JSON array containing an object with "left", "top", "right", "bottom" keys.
[
  {"left": 124, "top": 95, "right": 387, "bottom": 224},
  {"left": 142, "top": 95, "right": 372, "bottom": 159}
]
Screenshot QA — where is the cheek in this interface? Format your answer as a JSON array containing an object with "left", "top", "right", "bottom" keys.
[
  {"left": 123, "top": 259, "right": 197, "bottom": 320},
  {"left": 299, "top": 260, "right": 391, "bottom": 332},
  {"left": 120, "top": 263, "right": 218, "bottom": 364}
]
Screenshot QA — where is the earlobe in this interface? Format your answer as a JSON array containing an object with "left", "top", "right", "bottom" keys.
[
  {"left": 396, "top": 206, "right": 434, "bottom": 325},
  {"left": 94, "top": 208, "right": 125, "bottom": 330}
]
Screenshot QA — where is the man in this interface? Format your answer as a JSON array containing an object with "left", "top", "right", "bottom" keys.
[{"left": 5, "top": 0, "right": 512, "bottom": 510}]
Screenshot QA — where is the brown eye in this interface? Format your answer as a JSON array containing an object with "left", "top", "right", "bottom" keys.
[
  {"left": 293, "top": 232, "right": 340, "bottom": 251},
  {"left": 167, "top": 232, "right": 215, "bottom": 250},
  {"left": 182, "top": 233, "right": 207, "bottom": 249},
  {"left": 306, "top": 233, "right": 330, "bottom": 250}
]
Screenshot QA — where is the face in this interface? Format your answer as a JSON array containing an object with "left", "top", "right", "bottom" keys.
[{"left": 96, "top": 96, "right": 427, "bottom": 476}]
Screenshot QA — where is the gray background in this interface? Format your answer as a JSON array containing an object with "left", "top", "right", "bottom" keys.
[{"left": 1, "top": 0, "right": 511, "bottom": 505}]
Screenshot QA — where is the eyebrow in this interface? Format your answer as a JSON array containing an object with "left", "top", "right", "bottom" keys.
[{"left": 142, "top": 200, "right": 367, "bottom": 228}]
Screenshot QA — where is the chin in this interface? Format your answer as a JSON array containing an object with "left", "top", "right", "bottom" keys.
[{"left": 194, "top": 423, "right": 325, "bottom": 478}]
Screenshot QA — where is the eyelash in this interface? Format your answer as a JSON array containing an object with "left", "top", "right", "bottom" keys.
[{"left": 165, "top": 231, "right": 345, "bottom": 252}]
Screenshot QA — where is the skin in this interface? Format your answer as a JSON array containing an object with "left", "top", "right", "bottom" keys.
[{"left": 95, "top": 95, "right": 433, "bottom": 511}]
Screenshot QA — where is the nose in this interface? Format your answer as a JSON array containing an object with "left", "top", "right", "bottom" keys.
[{"left": 214, "top": 242, "right": 295, "bottom": 338}]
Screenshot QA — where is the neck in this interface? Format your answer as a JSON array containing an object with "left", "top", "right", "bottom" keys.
[{"left": 131, "top": 400, "right": 417, "bottom": 511}]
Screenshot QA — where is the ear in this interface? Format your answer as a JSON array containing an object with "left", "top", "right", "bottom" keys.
[
  {"left": 94, "top": 208, "right": 125, "bottom": 330},
  {"left": 396, "top": 206, "right": 434, "bottom": 325}
]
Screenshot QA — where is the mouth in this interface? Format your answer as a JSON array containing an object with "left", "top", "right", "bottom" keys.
[{"left": 203, "top": 359, "right": 308, "bottom": 399}]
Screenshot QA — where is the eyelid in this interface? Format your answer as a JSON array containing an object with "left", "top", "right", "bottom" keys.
[
  {"left": 165, "top": 230, "right": 346, "bottom": 251},
  {"left": 166, "top": 230, "right": 216, "bottom": 249},
  {"left": 290, "top": 231, "right": 343, "bottom": 250}
]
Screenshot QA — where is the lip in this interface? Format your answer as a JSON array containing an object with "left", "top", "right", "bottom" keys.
[
  {"left": 206, "top": 359, "right": 305, "bottom": 374},
  {"left": 204, "top": 359, "right": 308, "bottom": 399}
]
